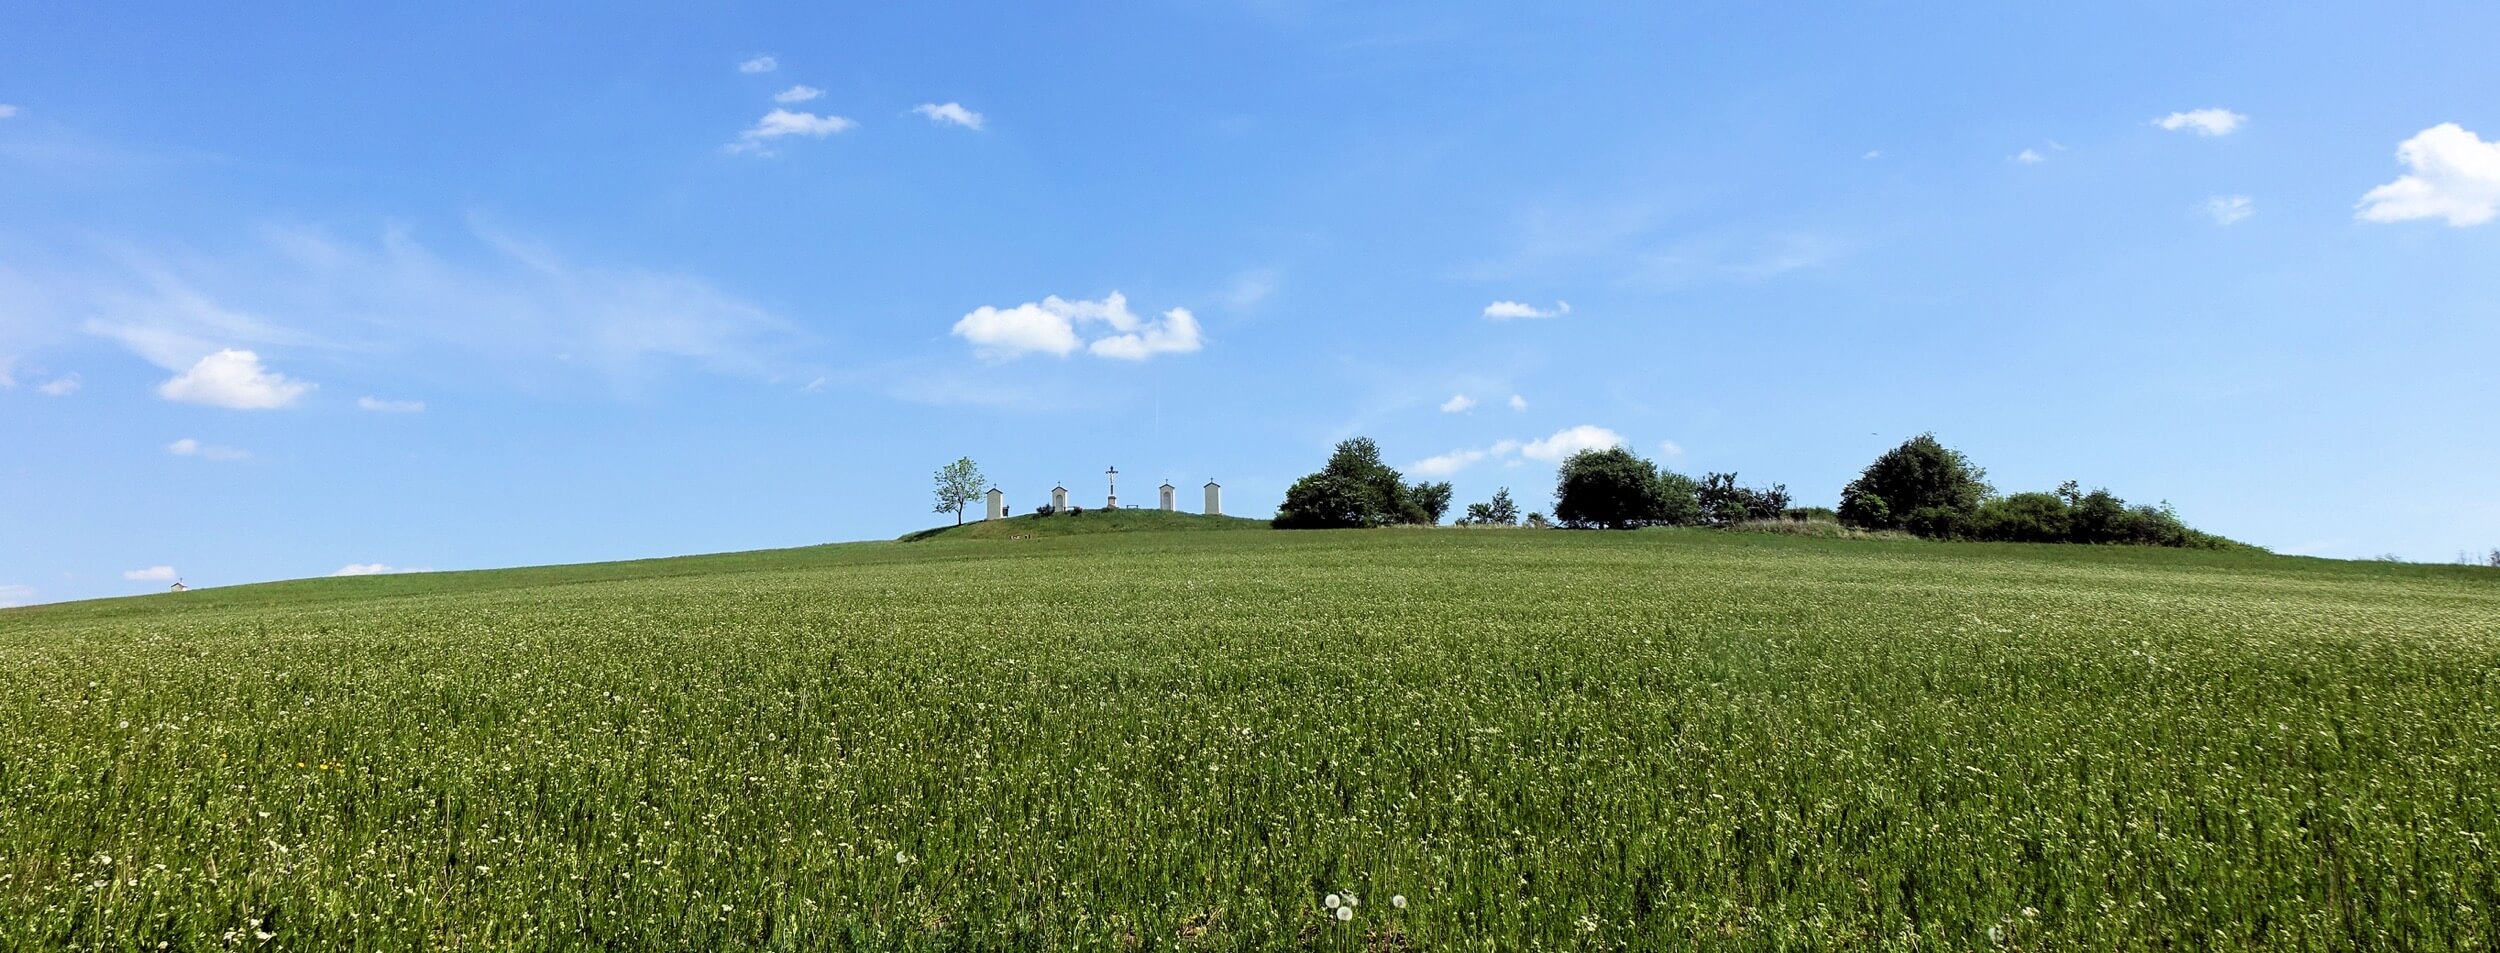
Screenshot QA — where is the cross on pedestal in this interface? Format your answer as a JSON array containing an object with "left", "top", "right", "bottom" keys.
[{"left": 1106, "top": 466, "right": 1119, "bottom": 509}]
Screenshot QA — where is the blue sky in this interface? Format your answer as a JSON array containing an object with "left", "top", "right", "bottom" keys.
[{"left": 6, "top": 2, "right": 2499, "bottom": 605}]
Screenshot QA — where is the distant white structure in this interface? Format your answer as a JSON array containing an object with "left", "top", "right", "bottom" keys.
[
  {"left": 168, "top": 580, "right": 188, "bottom": 593},
  {"left": 1204, "top": 480, "right": 1222, "bottom": 516},
  {"left": 1050, "top": 484, "right": 1069, "bottom": 511},
  {"left": 1159, "top": 482, "right": 1176, "bottom": 511},
  {"left": 985, "top": 487, "right": 1004, "bottom": 521},
  {"left": 1105, "top": 466, "right": 1119, "bottom": 509}
]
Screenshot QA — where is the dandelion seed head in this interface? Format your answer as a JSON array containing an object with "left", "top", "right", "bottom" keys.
[
  {"left": 1334, "top": 905, "right": 1353, "bottom": 921},
  {"left": 1392, "top": 894, "right": 1407, "bottom": 909},
  {"left": 1324, "top": 893, "right": 1341, "bottom": 909}
]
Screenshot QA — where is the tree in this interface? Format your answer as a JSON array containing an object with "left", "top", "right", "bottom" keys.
[
  {"left": 1699, "top": 472, "right": 1796, "bottom": 527},
  {"left": 1274, "top": 437, "right": 1416, "bottom": 528},
  {"left": 1408, "top": 481, "right": 1454, "bottom": 525},
  {"left": 1553, "top": 447, "right": 1701, "bottom": 529},
  {"left": 1837, "top": 433, "right": 1990, "bottom": 534},
  {"left": 1463, "top": 487, "right": 1519, "bottom": 526},
  {"left": 932, "top": 456, "right": 985, "bottom": 525}
]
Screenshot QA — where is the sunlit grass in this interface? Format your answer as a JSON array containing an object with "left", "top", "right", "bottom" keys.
[{"left": 4, "top": 530, "right": 2497, "bottom": 949}]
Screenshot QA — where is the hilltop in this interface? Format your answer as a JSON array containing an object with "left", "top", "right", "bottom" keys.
[{"left": 898, "top": 506, "right": 1270, "bottom": 541}]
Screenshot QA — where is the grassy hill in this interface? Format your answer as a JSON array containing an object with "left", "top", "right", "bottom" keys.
[{"left": 4, "top": 528, "right": 2497, "bottom": 949}]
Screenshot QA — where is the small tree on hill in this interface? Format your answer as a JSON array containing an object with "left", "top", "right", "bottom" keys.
[
  {"left": 932, "top": 456, "right": 985, "bottom": 525},
  {"left": 1554, "top": 447, "right": 1700, "bottom": 529},
  {"left": 1463, "top": 487, "right": 1519, "bottom": 526},
  {"left": 1838, "top": 433, "right": 1990, "bottom": 535},
  {"left": 1409, "top": 481, "right": 1454, "bottom": 526},
  {"left": 1274, "top": 437, "right": 1416, "bottom": 528}
]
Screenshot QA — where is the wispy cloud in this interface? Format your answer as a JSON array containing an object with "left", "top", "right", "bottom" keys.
[
  {"left": 1482, "top": 299, "right": 1570, "bottom": 321},
  {"left": 2357, "top": 123, "right": 2500, "bottom": 227},
  {"left": 0, "top": 104, "right": 18, "bottom": 120},
  {"left": 122, "top": 565, "right": 176, "bottom": 582},
  {"left": 951, "top": 291, "right": 1202, "bottom": 361},
  {"left": 737, "top": 55, "right": 778, "bottom": 74},
  {"left": 2201, "top": 194, "right": 2254, "bottom": 225},
  {"left": 29, "top": 221, "right": 802, "bottom": 396},
  {"left": 912, "top": 102, "right": 985, "bottom": 131},
  {"left": 1439, "top": 394, "right": 1475, "bottom": 413},
  {"left": 166, "top": 437, "right": 249, "bottom": 460},
  {"left": 726, "top": 109, "right": 856, "bottom": 155},
  {"left": 1406, "top": 424, "right": 1628, "bottom": 476},
  {"left": 1508, "top": 393, "right": 1527, "bottom": 411},
  {"left": 37, "top": 372, "right": 80, "bottom": 396},
  {"left": 2013, "top": 148, "right": 2046, "bottom": 164},
  {"left": 331, "top": 563, "right": 430, "bottom": 576},
  {"left": 357, "top": 396, "right": 424, "bottom": 413},
  {"left": 2154, "top": 108, "right": 2247, "bottom": 136},
  {"left": 0, "top": 583, "right": 33, "bottom": 608},
  {"left": 773, "top": 85, "right": 823, "bottom": 104}
]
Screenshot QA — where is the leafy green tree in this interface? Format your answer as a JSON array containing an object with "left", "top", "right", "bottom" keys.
[
  {"left": 931, "top": 456, "right": 986, "bottom": 525},
  {"left": 1838, "top": 434, "right": 1990, "bottom": 534},
  {"left": 1553, "top": 447, "right": 1700, "bottom": 529},
  {"left": 1463, "top": 487, "right": 1520, "bottom": 526},
  {"left": 1273, "top": 437, "right": 1415, "bottom": 528},
  {"left": 1699, "top": 472, "right": 1796, "bottom": 526},
  {"left": 1408, "top": 481, "right": 1454, "bottom": 525}
]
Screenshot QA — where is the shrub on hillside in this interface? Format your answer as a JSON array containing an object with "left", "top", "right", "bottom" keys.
[
  {"left": 1700, "top": 472, "right": 1793, "bottom": 527},
  {"left": 1838, "top": 434, "right": 1990, "bottom": 533},
  {"left": 1553, "top": 447, "right": 1701, "bottom": 529},
  {"left": 1274, "top": 437, "right": 1427, "bottom": 529},
  {"left": 1409, "top": 481, "right": 1454, "bottom": 526}
]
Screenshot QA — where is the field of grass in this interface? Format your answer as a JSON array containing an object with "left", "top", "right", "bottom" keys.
[{"left": 5, "top": 528, "right": 2498, "bottom": 950}]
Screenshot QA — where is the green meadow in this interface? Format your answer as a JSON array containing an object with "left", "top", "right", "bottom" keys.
[{"left": 4, "top": 524, "right": 2497, "bottom": 950}]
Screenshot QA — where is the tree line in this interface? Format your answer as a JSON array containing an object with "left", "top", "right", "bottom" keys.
[{"left": 1273, "top": 433, "right": 2246, "bottom": 549}]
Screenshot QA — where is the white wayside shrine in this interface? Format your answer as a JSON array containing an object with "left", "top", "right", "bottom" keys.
[
  {"left": 1159, "top": 482, "right": 1176, "bottom": 511},
  {"left": 1105, "top": 466, "right": 1119, "bottom": 509},
  {"left": 985, "top": 487, "right": 1004, "bottom": 521},
  {"left": 1204, "top": 480, "right": 1222, "bottom": 516},
  {"left": 1050, "top": 484, "right": 1069, "bottom": 511}
]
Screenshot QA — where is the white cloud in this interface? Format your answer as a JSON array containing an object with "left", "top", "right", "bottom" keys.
[
  {"left": 2013, "top": 149, "right": 2046, "bottom": 164},
  {"left": 332, "top": 563, "right": 430, "bottom": 576},
  {"left": 912, "top": 102, "right": 985, "bottom": 130},
  {"left": 1482, "top": 299, "right": 1570, "bottom": 320},
  {"left": 952, "top": 291, "right": 1200, "bottom": 361},
  {"left": 773, "top": 85, "right": 823, "bottom": 104},
  {"left": 951, "top": 302, "right": 1083, "bottom": 359},
  {"left": 1862, "top": 150, "right": 1882, "bottom": 160},
  {"left": 166, "top": 437, "right": 249, "bottom": 460},
  {"left": 738, "top": 55, "right": 778, "bottom": 74},
  {"left": 1090, "top": 307, "right": 1202, "bottom": 360},
  {"left": 1659, "top": 439, "right": 1684, "bottom": 457},
  {"left": 1219, "top": 268, "right": 1278, "bottom": 311},
  {"left": 0, "top": 583, "right": 32, "bottom": 608},
  {"left": 1439, "top": 394, "right": 1475, "bottom": 413},
  {"left": 2356, "top": 123, "right": 2500, "bottom": 227},
  {"left": 38, "top": 372, "right": 80, "bottom": 396},
  {"left": 156, "top": 348, "right": 311, "bottom": 409},
  {"left": 2201, "top": 194, "right": 2254, "bottom": 225},
  {"left": 727, "top": 109, "right": 856, "bottom": 155},
  {"left": 357, "top": 396, "right": 424, "bottom": 413},
  {"left": 2154, "top": 108, "right": 2247, "bottom": 137},
  {"left": 0, "top": 358, "right": 13, "bottom": 388},
  {"left": 0, "top": 104, "right": 17, "bottom": 119},
  {"left": 1520, "top": 424, "right": 1624, "bottom": 462},
  {"left": 1507, "top": 393, "right": 1527, "bottom": 411},
  {"left": 123, "top": 566, "right": 176, "bottom": 582},
  {"left": 1407, "top": 447, "right": 1490, "bottom": 477}
]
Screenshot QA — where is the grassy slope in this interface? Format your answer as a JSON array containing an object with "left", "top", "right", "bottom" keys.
[{"left": 4, "top": 530, "right": 2497, "bottom": 949}]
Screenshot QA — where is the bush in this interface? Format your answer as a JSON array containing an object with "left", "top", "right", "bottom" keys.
[
  {"left": 1839, "top": 434, "right": 1990, "bottom": 534},
  {"left": 1554, "top": 447, "right": 1701, "bottom": 529},
  {"left": 1273, "top": 438, "right": 1420, "bottom": 529},
  {"left": 1524, "top": 513, "right": 1553, "bottom": 529},
  {"left": 1409, "top": 481, "right": 1454, "bottom": 526},
  {"left": 1700, "top": 472, "right": 1793, "bottom": 527}
]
